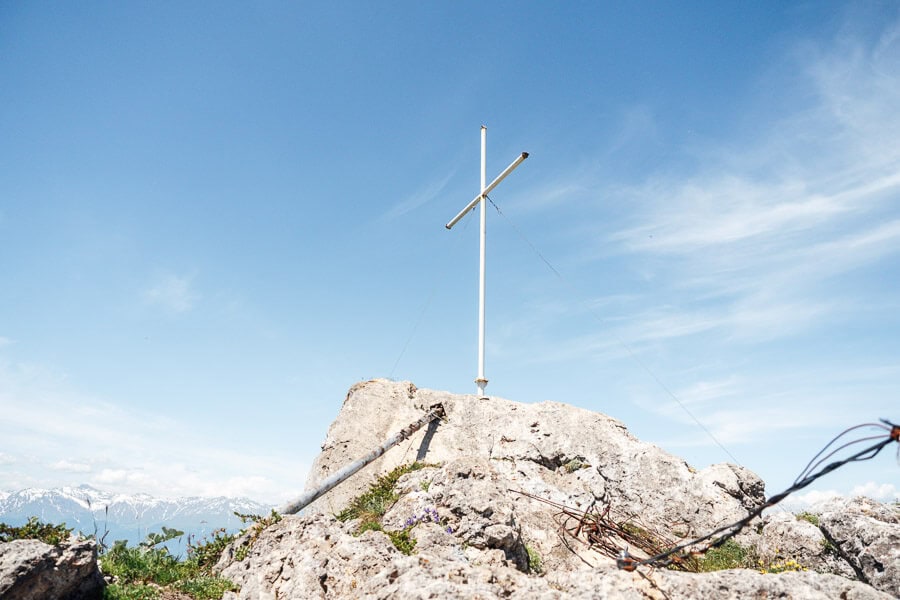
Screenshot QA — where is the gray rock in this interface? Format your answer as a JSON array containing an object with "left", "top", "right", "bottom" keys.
[
  {"left": 217, "top": 478, "right": 890, "bottom": 598},
  {"left": 820, "top": 497, "right": 900, "bottom": 597},
  {"left": 0, "top": 538, "right": 104, "bottom": 600},
  {"left": 232, "top": 380, "right": 895, "bottom": 599},
  {"left": 304, "top": 380, "right": 764, "bottom": 538},
  {"left": 757, "top": 511, "right": 855, "bottom": 578}
]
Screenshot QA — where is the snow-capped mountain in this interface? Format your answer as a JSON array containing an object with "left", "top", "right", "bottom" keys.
[{"left": 0, "top": 484, "right": 272, "bottom": 553}]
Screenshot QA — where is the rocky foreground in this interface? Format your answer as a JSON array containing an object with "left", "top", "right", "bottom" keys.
[
  {"left": 2, "top": 379, "right": 897, "bottom": 599},
  {"left": 215, "top": 380, "right": 899, "bottom": 599}
]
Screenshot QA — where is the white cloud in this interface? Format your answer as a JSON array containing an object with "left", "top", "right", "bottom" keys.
[
  {"left": 851, "top": 481, "right": 899, "bottom": 502},
  {"left": 611, "top": 178, "right": 856, "bottom": 255},
  {"left": 143, "top": 272, "right": 199, "bottom": 313},
  {"left": 781, "top": 489, "right": 844, "bottom": 511},
  {"left": 489, "top": 17, "right": 900, "bottom": 396},
  {"left": 49, "top": 460, "right": 92, "bottom": 473},
  {"left": 379, "top": 170, "right": 455, "bottom": 222},
  {"left": 782, "top": 482, "right": 900, "bottom": 511},
  {"left": 662, "top": 406, "right": 824, "bottom": 447},
  {"left": 0, "top": 357, "right": 305, "bottom": 503}
]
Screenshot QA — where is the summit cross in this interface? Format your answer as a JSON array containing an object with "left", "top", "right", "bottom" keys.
[{"left": 445, "top": 126, "right": 529, "bottom": 398}]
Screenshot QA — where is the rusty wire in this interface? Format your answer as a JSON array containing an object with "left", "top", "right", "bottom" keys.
[
  {"left": 511, "top": 491, "right": 701, "bottom": 572},
  {"left": 513, "top": 419, "right": 898, "bottom": 573},
  {"left": 625, "top": 419, "right": 900, "bottom": 571}
]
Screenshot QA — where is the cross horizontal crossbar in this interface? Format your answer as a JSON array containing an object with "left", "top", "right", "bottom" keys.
[{"left": 445, "top": 152, "right": 529, "bottom": 230}]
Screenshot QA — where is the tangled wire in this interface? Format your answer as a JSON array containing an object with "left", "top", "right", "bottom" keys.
[
  {"left": 618, "top": 418, "right": 900, "bottom": 571},
  {"left": 515, "top": 419, "right": 898, "bottom": 572}
]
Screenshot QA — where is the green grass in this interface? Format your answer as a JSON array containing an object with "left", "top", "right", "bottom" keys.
[
  {"left": 187, "top": 528, "right": 238, "bottom": 572},
  {"left": 3, "top": 516, "right": 263, "bottom": 599},
  {"left": 103, "top": 583, "right": 160, "bottom": 600},
  {"left": 336, "top": 462, "right": 435, "bottom": 555},
  {"left": 100, "top": 525, "right": 240, "bottom": 600},
  {"left": 175, "top": 575, "right": 240, "bottom": 600},
  {"left": 698, "top": 539, "right": 751, "bottom": 572},
  {"left": 526, "top": 545, "right": 543, "bottom": 574},
  {"left": 231, "top": 511, "right": 282, "bottom": 562},
  {"left": 562, "top": 458, "right": 589, "bottom": 473},
  {"left": 336, "top": 462, "right": 427, "bottom": 526},
  {"left": 796, "top": 511, "right": 820, "bottom": 527},
  {"left": 386, "top": 529, "right": 417, "bottom": 555},
  {"left": 0, "top": 517, "right": 73, "bottom": 545}
]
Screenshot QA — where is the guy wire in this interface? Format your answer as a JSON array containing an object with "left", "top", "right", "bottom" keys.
[
  {"left": 486, "top": 195, "right": 742, "bottom": 466},
  {"left": 389, "top": 214, "right": 473, "bottom": 379}
]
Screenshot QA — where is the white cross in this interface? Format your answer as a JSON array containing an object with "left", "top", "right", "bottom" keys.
[{"left": 445, "top": 126, "right": 528, "bottom": 397}]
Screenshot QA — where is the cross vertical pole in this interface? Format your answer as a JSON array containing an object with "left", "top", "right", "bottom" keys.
[
  {"left": 445, "top": 127, "right": 528, "bottom": 398},
  {"left": 476, "top": 126, "right": 488, "bottom": 397}
]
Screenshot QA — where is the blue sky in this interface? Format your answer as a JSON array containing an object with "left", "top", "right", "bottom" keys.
[{"left": 1, "top": 2, "right": 898, "bottom": 506}]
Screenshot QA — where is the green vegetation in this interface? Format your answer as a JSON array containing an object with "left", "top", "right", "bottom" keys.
[
  {"left": 760, "top": 557, "right": 807, "bottom": 573},
  {"left": 619, "top": 521, "right": 650, "bottom": 539},
  {"left": 526, "top": 545, "right": 543, "bottom": 574},
  {"left": 187, "top": 529, "right": 238, "bottom": 572},
  {"left": 101, "top": 526, "right": 238, "bottom": 600},
  {"left": 697, "top": 539, "right": 810, "bottom": 574},
  {"left": 103, "top": 584, "right": 159, "bottom": 600},
  {"left": 230, "top": 511, "right": 282, "bottom": 562},
  {"left": 698, "top": 539, "right": 751, "bottom": 572},
  {"left": 336, "top": 462, "right": 427, "bottom": 525},
  {"left": 0, "top": 517, "right": 73, "bottom": 545},
  {"left": 386, "top": 528, "right": 417, "bottom": 555},
  {"left": 820, "top": 537, "right": 840, "bottom": 556},
  {"left": 0, "top": 515, "right": 258, "bottom": 599},
  {"left": 336, "top": 462, "right": 440, "bottom": 555},
  {"left": 350, "top": 521, "right": 418, "bottom": 555},
  {"left": 562, "top": 458, "right": 589, "bottom": 473},
  {"left": 796, "top": 511, "right": 820, "bottom": 527}
]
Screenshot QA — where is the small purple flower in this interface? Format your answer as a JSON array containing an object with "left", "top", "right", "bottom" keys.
[{"left": 446, "top": 526, "right": 453, "bottom": 534}]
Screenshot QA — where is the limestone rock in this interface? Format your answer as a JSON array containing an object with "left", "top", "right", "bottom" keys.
[
  {"left": 0, "top": 537, "right": 104, "bottom": 600},
  {"left": 820, "top": 497, "right": 900, "bottom": 597},
  {"left": 757, "top": 512, "right": 855, "bottom": 578},
  {"left": 218, "top": 460, "right": 890, "bottom": 598},
  {"left": 304, "top": 379, "right": 764, "bottom": 540},
  {"left": 226, "top": 380, "right": 896, "bottom": 599}
]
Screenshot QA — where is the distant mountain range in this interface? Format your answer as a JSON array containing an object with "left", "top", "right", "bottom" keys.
[{"left": 0, "top": 484, "right": 272, "bottom": 554}]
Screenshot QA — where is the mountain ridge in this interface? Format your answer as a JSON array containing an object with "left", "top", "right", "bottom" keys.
[{"left": 0, "top": 484, "right": 271, "bottom": 553}]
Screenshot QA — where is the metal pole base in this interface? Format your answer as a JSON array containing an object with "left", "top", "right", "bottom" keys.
[{"left": 475, "top": 378, "right": 488, "bottom": 399}]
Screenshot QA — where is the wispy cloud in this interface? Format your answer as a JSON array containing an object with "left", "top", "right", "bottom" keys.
[
  {"left": 0, "top": 357, "right": 303, "bottom": 503},
  {"left": 142, "top": 272, "right": 199, "bottom": 313},
  {"left": 495, "top": 24, "right": 900, "bottom": 385},
  {"left": 571, "top": 19, "right": 900, "bottom": 354},
  {"left": 49, "top": 460, "right": 92, "bottom": 473},
  {"left": 379, "top": 170, "right": 456, "bottom": 222}
]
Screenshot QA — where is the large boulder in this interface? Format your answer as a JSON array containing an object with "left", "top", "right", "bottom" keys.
[
  {"left": 219, "top": 460, "right": 890, "bottom": 599},
  {"left": 756, "top": 511, "right": 855, "bottom": 579},
  {"left": 820, "top": 497, "right": 900, "bottom": 597},
  {"left": 0, "top": 537, "right": 104, "bottom": 600},
  {"left": 303, "top": 379, "right": 764, "bottom": 544},
  {"left": 220, "top": 380, "right": 896, "bottom": 599}
]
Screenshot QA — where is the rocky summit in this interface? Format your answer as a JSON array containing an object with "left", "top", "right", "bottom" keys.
[{"left": 215, "top": 379, "right": 899, "bottom": 599}]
